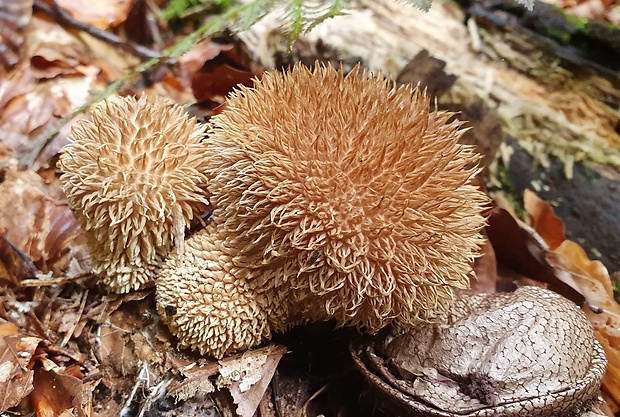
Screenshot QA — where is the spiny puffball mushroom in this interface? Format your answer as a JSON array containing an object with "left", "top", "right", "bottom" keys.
[
  {"left": 59, "top": 95, "right": 210, "bottom": 293},
  {"left": 156, "top": 64, "right": 490, "bottom": 358}
]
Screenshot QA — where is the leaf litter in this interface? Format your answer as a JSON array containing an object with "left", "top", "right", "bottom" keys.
[{"left": 0, "top": 1, "right": 619, "bottom": 416}]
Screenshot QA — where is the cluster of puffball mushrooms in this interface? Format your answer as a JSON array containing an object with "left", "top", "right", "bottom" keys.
[{"left": 59, "top": 64, "right": 490, "bottom": 358}]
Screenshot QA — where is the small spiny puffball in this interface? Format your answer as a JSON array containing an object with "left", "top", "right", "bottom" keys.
[
  {"left": 157, "top": 221, "right": 271, "bottom": 358},
  {"left": 59, "top": 95, "right": 210, "bottom": 293},
  {"left": 158, "top": 64, "right": 489, "bottom": 357}
]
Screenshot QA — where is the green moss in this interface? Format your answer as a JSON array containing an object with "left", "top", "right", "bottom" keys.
[{"left": 487, "top": 163, "right": 527, "bottom": 221}]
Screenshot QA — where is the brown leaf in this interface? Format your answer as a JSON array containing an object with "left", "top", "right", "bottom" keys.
[
  {"left": 0, "top": 0, "right": 33, "bottom": 74},
  {"left": 470, "top": 233, "right": 498, "bottom": 293},
  {"left": 30, "top": 367, "right": 83, "bottom": 417},
  {"left": 0, "top": 323, "right": 41, "bottom": 413},
  {"left": 0, "top": 75, "right": 92, "bottom": 166},
  {"left": 167, "top": 362, "right": 218, "bottom": 401},
  {"left": 0, "top": 229, "right": 35, "bottom": 286},
  {"left": 191, "top": 51, "right": 258, "bottom": 104},
  {"left": 0, "top": 168, "right": 89, "bottom": 277},
  {"left": 178, "top": 40, "right": 232, "bottom": 88},
  {"left": 56, "top": 0, "right": 133, "bottom": 29},
  {"left": 485, "top": 207, "right": 584, "bottom": 304},
  {"left": 217, "top": 345, "right": 287, "bottom": 417},
  {"left": 27, "top": 17, "right": 99, "bottom": 79},
  {"left": 0, "top": 62, "right": 34, "bottom": 111},
  {"left": 523, "top": 189, "right": 566, "bottom": 250}
]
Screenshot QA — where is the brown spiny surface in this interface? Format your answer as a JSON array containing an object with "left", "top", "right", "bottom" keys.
[
  {"left": 59, "top": 95, "right": 210, "bottom": 293},
  {"left": 157, "top": 63, "right": 489, "bottom": 358}
]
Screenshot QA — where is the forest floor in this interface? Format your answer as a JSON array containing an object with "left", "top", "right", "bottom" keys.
[{"left": 0, "top": 1, "right": 619, "bottom": 416}]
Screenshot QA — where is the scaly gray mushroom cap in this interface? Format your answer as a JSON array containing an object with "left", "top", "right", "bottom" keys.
[{"left": 352, "top": 286, "right": 607, "bottom": 416}]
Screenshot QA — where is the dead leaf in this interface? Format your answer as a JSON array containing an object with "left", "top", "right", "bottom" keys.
[
  {"left": 30, "top": 366, "right": 83, "bottom": 417},
  {"left": 524, "top": 189, "right": 566, "bottom": 250},
  {"left": 0, "top": 322, "right": 41, "bottom": 413},
  {"left": 192, "top": 51, "right": 258, "bottom": 104},
  {"left": 485, "top": 207, "right": 585, "bottom": 304},
  {"left": 0, "top": 0, "right": 33, "bottom": 74},
  {"left": 0, "top": 167, "right": 89, "bottom": 278},
  {"left": 56, "top": 0, "right": 133, "bottom": 29},
  {"left": 26, "top": 17, "right": 98, "bottom": 79},
  {"left": 0, "top": 75, "right": 93, "bottom": 166},
  {"left": 168, "top": 362, "right": 218, "bottom": 401},
  {"left": 0, "top": 229, "right": 35, "bottom": 286},
  {"left": 94, "top": 323, "right": 140, "bottom": 378},
  {"left": 470, "top": 234, "right": 498, "bottom": 293},
  {"left": 178, "top": 40, "right": 232, "bottom": 88},
  {"left": 217, "top": 345, "right": 287, "bottom": 417}
]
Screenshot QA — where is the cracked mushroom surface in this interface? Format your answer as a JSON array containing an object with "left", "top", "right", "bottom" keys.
[
  {"left": 351, "top": 286, "right": 607, "bottom": 416},
  {"left": 157, "top": 63, "right": 489, "bottom": 358},
  {"left": 59, "top": 95, "right": 210, "bottom": 293}
]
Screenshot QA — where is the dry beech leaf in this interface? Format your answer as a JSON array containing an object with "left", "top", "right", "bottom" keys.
[
  {"left": 0, "top": 74, "right": 93, "bottom": 165},
  {"left": 56, "top": 0, "right": 133, "bottom": 29},
  {"left": 177, "top": 41, "right": 232, "bottom": 88},
  {"left": 470, "top": 233, "right": 498, "bottom": 293},
  {"left": 0, "top": 229, "right": 36, "bottom": 286},
  {"left": 0, "top": 168, "right": 89, "bottom": 277},
  {"left": 217, "top": 344, "right": 287, "bottom": 417},
  {"left": 0, "top": 14, "right": 109, "bottom": 165},
  {"left": 515, "top": 190, "right": 620, "bottom": 411},
  {"left": 26, "top": 17, "right": 99, "bottom": 80},
  {"left": 167, "top": 361, "right": 219, "bottom": 401},
  {"left": 524, "top": 188, "right": 565, "bottom": 250},
  {"left": 191, "top": 51, "right": 258, "bottom": 104},
  {"left": 0, "top": 322, "right": 42, "bottom": 413},
  {"left": 486, "top": 207, "right": 585, "bottom": 305},
  {"left": 30, "top": 367, "right": 84, "bottom": 417},
  {"left": 0, "top": 0, "right": 33, "bottom": 74}
]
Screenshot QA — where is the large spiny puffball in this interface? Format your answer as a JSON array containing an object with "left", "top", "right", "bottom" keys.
[
  {"left": 157, "top": 64, "right": 489, "bottom": 358},
  {"left": 59, "top": 95, "right": 210, "bottom": 293}
]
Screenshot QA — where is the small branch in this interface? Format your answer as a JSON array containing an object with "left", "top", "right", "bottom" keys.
[{"left": 33, "top": 0, "right": 161, "bottom": 60}]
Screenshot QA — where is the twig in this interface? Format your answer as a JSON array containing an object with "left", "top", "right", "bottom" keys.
[
  {"left": 298, "top": 382, "right": 330, "bottom": 417},
  {"left": 45, "top": 344, "right": 97, "bottom": 372},
  {"left": 33, "top": 0, "right": 161, "bottom": 60},
  {"left": 137, "top": 377, "right": 172, "bottom": 417},
  {"left": 120, "top": 361, "right": 151, "bottom": 417},
  {"left": 20, "top": 272, "right": 94, "bottom": 287},
  {"left": 59, "top": 289, "right": 88, "bottom": 348}
]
